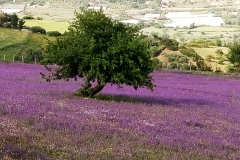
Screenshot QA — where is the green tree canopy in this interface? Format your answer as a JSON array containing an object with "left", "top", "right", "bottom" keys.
[
  {"left": 43, "top": 8, "right": 155, "bottom": 97},
  {"left": 10, "top": 14, "right": 19, "bottom": 29},
  {"left": 227, "top": 41, "right": 240, "bottom": 72}
]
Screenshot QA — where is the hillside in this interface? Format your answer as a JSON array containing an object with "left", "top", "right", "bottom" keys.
[{"left": 0, "top": 28, "right": 55, "bottom": 62}]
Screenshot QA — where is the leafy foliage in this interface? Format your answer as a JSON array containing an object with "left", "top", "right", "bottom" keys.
[
  {"left": 227, "top": 42, "right": 240, "bottom": 72},
  {"left": 43, "top": 9, "right": 155, "bottom": 97},
  {"left": 30, "top": 26, "right": 46, "bottom": 34},
  {"left": 18, "top": 19, "right": 25, "bottom": 30},
  {"left": 47, "top": 31, "right": 62, "bottom": 37},
  {"left": 10, "top": 14, "right": 19, "bottom": 29},
  {"left": 148, "top": 34, "right": 179, "bottom": 57},
  {"left": 23, "top": 15, "right": 35, "bottom": 20}
]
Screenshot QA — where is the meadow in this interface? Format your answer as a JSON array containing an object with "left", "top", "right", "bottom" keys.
[
  {"left": 24, "top": 20, "right": 69, "bottom": 33},
  {"left": 0, "top": 62, "right": 240, "bottom": 159},
  {"left": 0, "top": 28, "right": 55, "bottom": 62}
]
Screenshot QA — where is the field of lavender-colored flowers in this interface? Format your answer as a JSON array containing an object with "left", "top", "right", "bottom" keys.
[{"left": 0, "top": 62, "right": 240, "bottom": 159}]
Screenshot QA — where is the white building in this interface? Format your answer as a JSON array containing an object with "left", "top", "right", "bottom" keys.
[
  {"left": 164, "top": 12, "right": 224, "bottom": 28},
  {"left": 1, "top": 4, "right": 26, "bottom": 14},
  {"left": 121, "top": 19, "right": 139, "bottom": 24},
  {"left": 165, "top": 12, "right": 193, "bottom": 19}
]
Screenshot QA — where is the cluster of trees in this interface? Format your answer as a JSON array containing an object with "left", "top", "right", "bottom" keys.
[{"left": 0, "top": 13, "right": 25, "bottom": 30}]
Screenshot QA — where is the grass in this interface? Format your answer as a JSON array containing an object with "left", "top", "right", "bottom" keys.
[
  {"left": 192, "top": 47, "right": 229, "bottom": 59},
  {"left": 25, "top": 20, "right": 70, "bottom": 33},
  {"left": 0, "top": 27, "right": 55, "bottom": 62},
  {"left": 190, "top": 26, "right": 240, "bottom": 32}
]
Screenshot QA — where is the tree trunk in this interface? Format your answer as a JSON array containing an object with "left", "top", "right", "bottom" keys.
[
  {"left": 90, "top": 84, "right": 105, "bottom": 97},
  {"left": 78, "top": 82, "right": 106, "bottom": 97}
]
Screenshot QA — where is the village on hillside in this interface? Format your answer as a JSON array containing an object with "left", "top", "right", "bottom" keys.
[{"left": 0, "top": 0, "right": 238, "bottom": 29}]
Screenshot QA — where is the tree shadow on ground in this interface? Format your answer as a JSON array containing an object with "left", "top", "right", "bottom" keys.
[{"left": 95, "top": 94, "right": 212, "bottom": 107}]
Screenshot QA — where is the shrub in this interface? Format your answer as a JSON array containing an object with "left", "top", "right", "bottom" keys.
[
  {"left": 208, "top": 42, "right": 216, "bottom": 46},
  {"left": 24, "top": 48, "right": 43, "bottom": 63},
  {"left": 152, "top": 58, "right": 162, "bottom": 70},
  {"left": 180, "top": 63, "right": 190, "bottom": 70},
  {"left": 47, "top": 31, "right": 62, "bottom": 37},
  {"left": 180, "top": 48, "right": 198, "bottom": 58},
  {"left": 169, "top": 62, "right": 178, "bottom": 69},
  {"left": 3, "top": 22, "right": 11, "bottom": 28},
  {"left": 165, "top": 38, "right": 178, "bottom": 51},
  {"left": 23, "top": 15, "right": 34, "bottom": 19},
  {"left": 30, "top": 26, "right": 46, "bottom": 34},
  {"left": 185, "top": 43, "right": 201, "bottom": 48},
  {"left": 36, "top": 17, "right": 43, "bottom": 20},
  {"left": 196, "top": 39, "right": 205, "bottom": 44},
  {"left": 179, "top": 45, "right": 187, "bottom": 49}
]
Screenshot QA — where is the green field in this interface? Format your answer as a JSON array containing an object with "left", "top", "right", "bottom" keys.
[
  {"left": 141, "top": 26, "right": 240, "bottom": 42},
  {"left": 0, "top": 28, "right": 55, "bottom": 62},
  {"left": 25, "top": 20, "right": 70, "bottom": 33},
  {"left": 191, "top": 26, "right": 240, "bottom": 32},
  {"left": 192, "top": 47, "right": 229, "bottom": 59}
]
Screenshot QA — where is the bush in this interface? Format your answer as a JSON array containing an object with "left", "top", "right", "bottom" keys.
[
  {"left": 169, "top": 62, "right": 178, "bottom": 69},
  {"left": 165, "top": 38, "right": 179, "bottom": 51},
  {"left": 196, "top": 39, "right": 205, "bottom": 44},
  {"left": 180, "top": 48, "right": 198, "bottom": 58},
  {"left": 24, "top": 48, "right": 43, "bottom": 63},
  {"left": 23, "top": 15, "right": 34, "bottom": 19},
  {"left": 152, "top": 58, "right": 162, "bottom": 70},
  {"left": 185, "top": 43, "right": 201, "bottom": 48},
  {"left": 36, "top": 17, "right": 43, "bottom": 20},
  {"left": 208, "top": 42, "right": 216, "bottom": 46},
  {"left": 3, "top": 22, "right": 11, "bottom": 28},
  {"left": 179, "top": 45, "right": 187, "bottom": 49},
  {"left": 47, "top": 31, "right": 62, "bottom": 37},
  {"left": 180, "top": 63, "right": 190, "bottom": 70},
  {"left": 30, "top": 26, "right": 46, "bottom": 34}
]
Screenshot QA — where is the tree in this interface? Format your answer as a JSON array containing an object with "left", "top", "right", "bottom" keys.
[
  {"left": 43, "top": 9, "right": 155, "bottom": 97},
  {"left": 18, "top": 19, "right": 25, "bottom": 30},
  {"left": 227, "top": 42, "right": 240, "bottom": 72},
  {"left": 10, "top": 14, "right": 19, "bottom": 29}
]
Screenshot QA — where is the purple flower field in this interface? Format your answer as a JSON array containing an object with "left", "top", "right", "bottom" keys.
[{"left": 0, "top": 62, "right": 240, "bottom": 159}]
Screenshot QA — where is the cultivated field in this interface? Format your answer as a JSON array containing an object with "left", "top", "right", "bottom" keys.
[
  {"left": 0, "top": 63, "right": 240, "bottom": 159},
  {"left": 24, "top": 20, "right": 69, "bottom": 33}
]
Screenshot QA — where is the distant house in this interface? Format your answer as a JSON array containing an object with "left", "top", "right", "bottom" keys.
[
  {"left": 1, "top": 4, "right": 26, "bottom": 14},
  {"left": 120, "top": 19, "right": 139, "bottom": 24}
]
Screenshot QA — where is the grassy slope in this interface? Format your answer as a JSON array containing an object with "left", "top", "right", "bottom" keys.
[
  {"left": 0, "top": 27, "right": 55, "bottom": 62},
  {"left": 25, "top": 20, "right": 69, "bottom": 33}
]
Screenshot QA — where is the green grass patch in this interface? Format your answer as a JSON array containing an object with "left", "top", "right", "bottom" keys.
[
  {"left": 192, "top": 47, "right": 229, "bottom": 59},
  {"left": 0, "top": 27, "right": 55, "bottom": 62},
  {"left": 191, "top": 26, "right": 240, "bottom": 32},
  {"left": 25, "top": 20, "right": 69, "bottom": 33}
]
